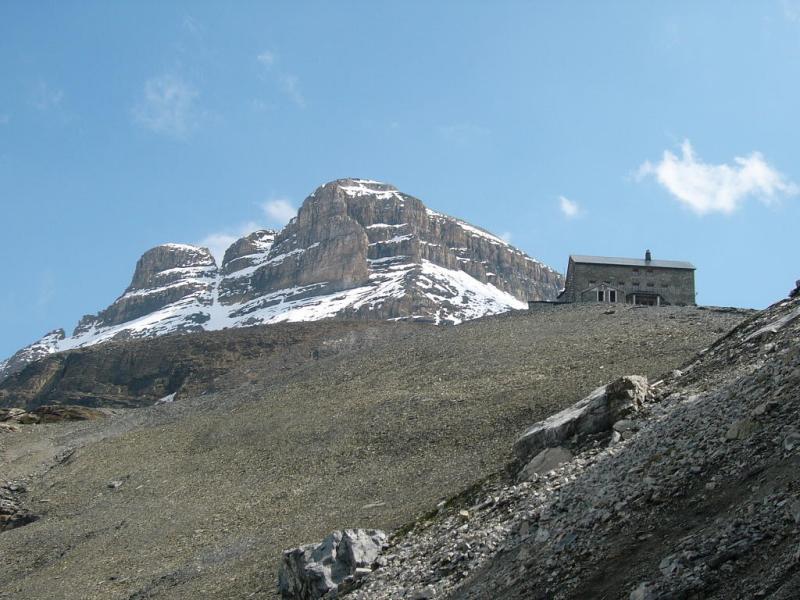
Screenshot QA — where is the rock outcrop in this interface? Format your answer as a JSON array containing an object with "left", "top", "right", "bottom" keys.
[
  {"left": 0, "top": 482, "right": 37, "bottom": 532},
  {"left": 221, "top": 230, "right": 277, "bottom": 276},
  {"left": 0, "top": 405, "right": 106, "bottom": 425},
  {"left": 513, "top": 374, "right": 649, "bottom": 463},
  {"left": 218, "top": 230, "right": 278, "bottom": 303},
  {"left": 278, "top": 529, "right": 387, "bottom": 599},
  {"left": 518, "top": 446, "right": 574, "bottom": 481},
  {"left": 1, "top": 179, "right": 563, "bottom": 380},
  {"left": 73, "top": 243, "right": 217, "bottom": 336}
]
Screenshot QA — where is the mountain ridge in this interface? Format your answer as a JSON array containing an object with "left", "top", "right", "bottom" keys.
[{"left": 0, "top": 178, "right": 562, "bottom": 381}]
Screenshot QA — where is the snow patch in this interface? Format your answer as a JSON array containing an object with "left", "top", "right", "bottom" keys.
[
  {"left": 369, "top": 234, "right": 413, "bottom": 246},
  {"left": 366, "top": 223, "right": 408, "bottom": 229}
]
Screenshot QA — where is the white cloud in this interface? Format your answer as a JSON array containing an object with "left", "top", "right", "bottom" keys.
[
  {"left": 499, "top": 231, "right": 513, "bottom": 243},
  {"left": 133, "top": 74, "right": 200, "bottom": 138},
  {"left": 32, "top": 80, "right": 63, "bottom": 111},
  {"left": 262, "top": 198, "right": 297, "bottom": 225},
  {"left": 197, "top": 198, "right": 297, "bottom": 263},
  {"left": 257, "top": 50, "right": 275, "bottom": 68},
  {"left": 559, "top": 196, "right": 582, "bottom": 218},
  {"left": 182, "top": 15, "right": 203, "bottom": 36},
  {"left": 198, "top": 221, "right": 261, "bottom": 263},
  {"left": 637, "top": 140, "right": 798, "bottom": 216},
  {"left": 255, "top": 50, "right": 305, "bottom": 108},
  {"left": 783, "top": 0, "right": 800, "bottom": 22},
  {"left": 278, "top": 74, "right": 305, "bottom": 107}
]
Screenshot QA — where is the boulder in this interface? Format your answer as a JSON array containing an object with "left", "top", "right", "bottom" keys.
[
  {"left": 0, "top": 482, "right": 37, "bottom": 532},
  {"left": 278, "top": 528, "right": 387, "bottom": 599},
  {"left": 630, "top": 582, "right": 657, "bottom": 600},
  {"left": 519, "top": 446, "right": 573, "bottom": 480},
  {"left": 784, "top": 430, "right": 800, "bottom": 452},
  {"left": 16, "top": 413, "right": 40, "bottom": 425},
  {"left": 514, "top": 375, "right": 648, "bottom": 462},
  {"left": 725, "top": 419, "right": 760, "bottom": 441}
]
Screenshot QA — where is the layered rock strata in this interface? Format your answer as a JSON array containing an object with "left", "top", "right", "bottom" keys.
[{"left": 1, "top": 179, "right": 563, "bottom": 380}]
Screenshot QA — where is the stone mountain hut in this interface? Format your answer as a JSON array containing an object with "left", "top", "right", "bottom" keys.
[{"left": 556, "top": 250, "right": 696, "bottom": 306}]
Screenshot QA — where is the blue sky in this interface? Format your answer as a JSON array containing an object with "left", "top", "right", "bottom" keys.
[{"left": 2, "top": 1, "right": 800, "bottom": 358}]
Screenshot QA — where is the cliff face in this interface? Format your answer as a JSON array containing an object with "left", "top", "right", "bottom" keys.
[
  {"left": 0, "top": 178, "right": 563, "bottom": 380},
  {"left": 73, "top": 244, "right": 218, "bottom": 337},
  {"left": 221, "top": 179, "right": 561, "bottom": 324}
]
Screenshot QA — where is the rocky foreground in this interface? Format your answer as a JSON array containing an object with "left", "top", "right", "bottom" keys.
[
  {"left": 336, "top": 284, "right": 800, "bottom": 600},
  {"left": 0, "top": 303, "right": 746, "bottom": 600}
]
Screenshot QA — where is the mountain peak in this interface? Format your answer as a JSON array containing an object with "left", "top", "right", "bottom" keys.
[
  {"left": 326, "top": 177, "right": 398, "bottom": 192},
  {"left": 309, "top": 178, "right": 402, "bottom": 204},
  {"left": 0, "top": 179, "right": 564, "bottom": 381},
  {"left": 129, "top": 243, "right": 216, "bottom": 291},
  {"left": 221, "top": 230, "right": 278, "bottom": 275}
]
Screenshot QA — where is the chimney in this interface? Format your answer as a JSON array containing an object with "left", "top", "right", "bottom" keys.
[{"left": 645, "top": 249, "right": 652, "bottom": 262}]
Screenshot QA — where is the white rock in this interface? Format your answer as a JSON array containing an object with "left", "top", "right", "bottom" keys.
[
  {"left": 630, "top": 582, "right": 656, "bottom": 600},
  {"left": 278, "top": 528, "right": 386, "bottom": 599},
  {"left": 514, "top": 375, "right": 648, "bottom": 462},
  {"left": 784, "top": 431, "right": 800, "bottom": 452}
]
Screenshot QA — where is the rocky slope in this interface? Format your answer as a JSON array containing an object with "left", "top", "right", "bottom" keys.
[
  {"left": 0, "top": 330, "right": 66, "bottom": 382},
  {"left": 0, "top": 303, "right": 744, "bottom": 600},
  {"left": 0, "top": 179, "right": 561, "bottom": 382},
  {"left": 345, "top": 282, "right": 800, "bottom": 600},
  {"left": 0, "top": 321, "right": 407, "bottom": 411}
]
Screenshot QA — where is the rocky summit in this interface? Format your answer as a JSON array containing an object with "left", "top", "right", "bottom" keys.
[{"left": 0, "top": 178, "right": 561, "bottom": 381}]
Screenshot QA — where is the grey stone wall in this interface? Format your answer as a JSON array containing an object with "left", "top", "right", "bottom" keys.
[{"left": 563, "top": 260, "right": 695, "bottom": 305}]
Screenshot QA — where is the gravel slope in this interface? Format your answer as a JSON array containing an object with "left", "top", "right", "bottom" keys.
[
  {"left": 0, "top": 303, "right": 748, "bottom": 599},
  {"left": 349, "top": 292, "right": 800, "bottom": 600}
]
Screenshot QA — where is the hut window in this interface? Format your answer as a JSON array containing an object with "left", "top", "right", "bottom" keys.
[
  {"left": 609, "top": 290, "right": 617, "bottom": 302},
  {"left": 597, "top": 290, "right": 605, "bottom": 302}
]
